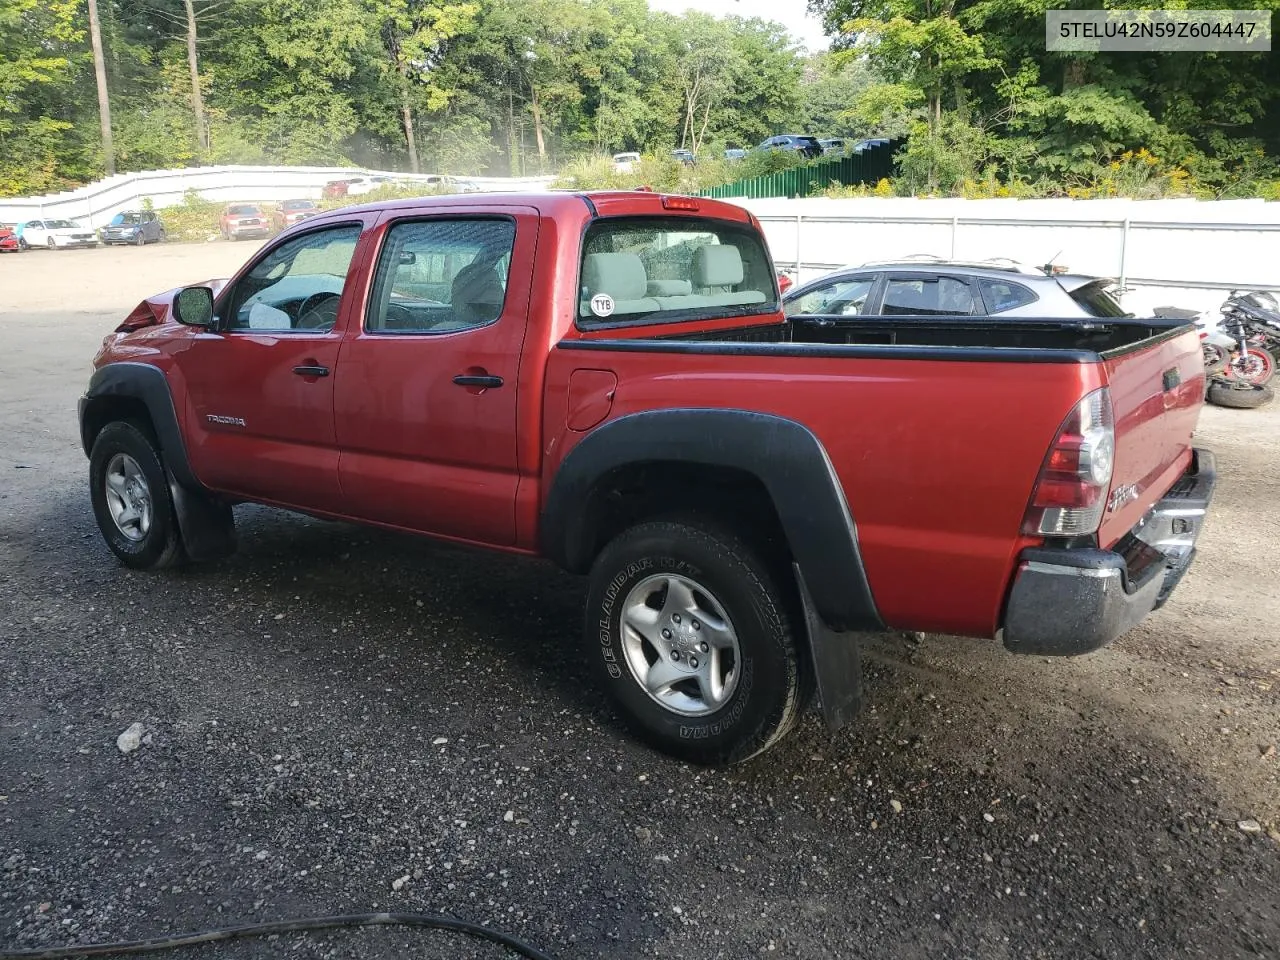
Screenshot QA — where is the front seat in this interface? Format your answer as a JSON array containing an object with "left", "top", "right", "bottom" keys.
[{"left": 451, "top": 261, "right": 506, "bottom": 326}]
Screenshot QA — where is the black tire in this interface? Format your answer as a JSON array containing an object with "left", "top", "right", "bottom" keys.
[
  {"left": 586, "top": 519, "right": 804, "bottom": 765},
  {"left": 89, "top": 421, "right": 184, "bottom": 570},
  {"left": 134, "top": 231, "right": 145, "bottom": 246},
  {"left": 47, "top": 237, "right": 56, "bottom": 250},
  {"left": 1208, "top": 379, "right": 1274, "bottom": 409}
]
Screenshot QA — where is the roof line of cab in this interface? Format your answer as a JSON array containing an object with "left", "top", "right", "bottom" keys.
[{"left": 303, "top": 190, "right": 752, "bottom": 227}]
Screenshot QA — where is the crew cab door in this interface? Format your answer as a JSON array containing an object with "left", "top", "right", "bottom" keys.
[
  {"left": 332, "top": 207, "right": 538, "bottom": 545},
  {"left": 172, "top": 220, "right": 369, "bottom": 511}
]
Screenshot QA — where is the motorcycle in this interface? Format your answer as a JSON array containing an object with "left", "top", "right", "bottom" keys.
[
  {"left": 1225, "top": 289, "right": 1280, "bottom": 369},
  {"left": 1156, "top": 299, "right": 1275, "bottom": 409}
]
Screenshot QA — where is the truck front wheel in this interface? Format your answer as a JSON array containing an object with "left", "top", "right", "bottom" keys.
[
  {"left": 89, "top": 421, "right": 184, "bottom": 570},
  {"left": 586, "top": 519, "right": 804, "bottom": 765}
]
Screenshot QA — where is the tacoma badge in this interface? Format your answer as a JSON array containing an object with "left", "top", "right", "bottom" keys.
[{"left": 1108, "top": 482, "right": 1139, "bottom": 512}]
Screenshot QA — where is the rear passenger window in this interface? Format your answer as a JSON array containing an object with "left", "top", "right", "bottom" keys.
[
  {"left": 577, "top": 217, "right": 777, "bottom": 327},
  {"left": 881, "top": 276, "right": 977, "bottom": 316},
  {"left": 365, "top": 218, "right": 516, "bottom": 334},
  {"left": 979, "top": 279, "right": 1037, "bottom": 314}
]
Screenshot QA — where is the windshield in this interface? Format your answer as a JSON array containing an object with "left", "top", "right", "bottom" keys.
[
  {"left": 112, "top": 213, "right": 143, "bottom": 225},
  {"left": 228, "top": 205, "right": 260, "bottom": 216},
  {"left": 1068, "top": 280, "right": 1130, "bottom": 318},
  {"left": 282, "top": 200, "right": 316, "bottom": 210},
  {"left": 47, "top": 219, "right": 77, "bottom": 229},
  {"left": 577, "top": 216, "right": 778, "bottom": 327}
]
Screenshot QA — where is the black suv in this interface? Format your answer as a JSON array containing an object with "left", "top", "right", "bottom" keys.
[{"left": 756, "top": 135, "right": 823, "bottom": 159}]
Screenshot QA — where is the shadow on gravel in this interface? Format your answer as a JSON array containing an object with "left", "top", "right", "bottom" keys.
[{"left": 5, "top": 493, "right": 1279, "bottom": 960}]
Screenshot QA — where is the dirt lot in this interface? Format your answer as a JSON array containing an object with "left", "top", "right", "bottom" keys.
[{"left": 2, "top": 243, "right": 1278, "bottom": 960}]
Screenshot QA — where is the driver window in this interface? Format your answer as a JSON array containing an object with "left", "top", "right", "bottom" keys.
[
  {"left": 225, "top": 224, "right": 361, "bottom": 333},
  {"left": 365, "top": 218, "right": 516, "bottom": 335},
  {"left": 784, "top": 277, "right": 873, "bottom": 317}
]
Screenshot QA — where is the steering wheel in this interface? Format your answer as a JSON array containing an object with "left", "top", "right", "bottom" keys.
[
  {"left": 384, "top": 302, "right": 416, "bottom": 327},
  {"left": 295, "top": 291, "right": 342, "bottom": 330}
]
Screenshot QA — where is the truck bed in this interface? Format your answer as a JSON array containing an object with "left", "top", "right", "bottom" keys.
[
  {"left": 658, "top": 315, "right": 1191, "bottom": 361},
  {"left": 554, "top": 314, "right": 1204, "bottom": 638}
]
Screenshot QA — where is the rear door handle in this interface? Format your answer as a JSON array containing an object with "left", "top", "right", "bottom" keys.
[
  {"left": 452, "top": 374, "right": 504, "bottom": 388},
  {"left": 293, "top": 364, "right": 330, "bottom": 377}
]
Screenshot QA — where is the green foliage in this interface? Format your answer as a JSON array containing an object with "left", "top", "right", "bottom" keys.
[
  {"left": 1, "top": 0, "right": 1277, "bottom": 198},
  {"left": 812, "top": 0, "right": 1280, "bottom": 197},
  {"left": 158, "top": 189, "right": 224, "bottom": 242}
]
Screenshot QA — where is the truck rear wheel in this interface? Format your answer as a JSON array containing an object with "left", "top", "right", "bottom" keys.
[
  {"left": 89, "top": 421, "right": 184, "bottom": 570},
  {"left": 586, "top": 519, "right": 804, "bottom": 765}
]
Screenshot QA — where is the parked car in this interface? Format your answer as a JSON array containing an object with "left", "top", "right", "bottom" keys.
[
  {"left": 321, "top": 178, "right": 357, "bottom": 199},
  {"left": 671, "top": 149, "right": 695, "bottom": 166},
  {"left": 612, "top": 152, "right": 642, "bottom": 174},
  {"left": 19, "top": 218, "right": 98, "bottom": 250},
  {"left": 101, "top": 210, "right": 166, "bottom": 246},
  {"left": 756, "top": 134, "right": 823, "bottom": 159},
  {"left": 272, "top": 199, "right": 321, "bottom": 232},
  {"left": 724, "top": 148, "right": 747, "bottom": 161},
  {"left": 324, "top": 175, "right": 395, "bottom": 199},
  {"left": 79, "top": 190, "right": 1213, "bottom": 765},
  {"left": 0, "top": 224, "right": 20, "bottom": 252},
  {"left": 220, "top": 204, "right": 271, "bottom": 241},
  {"left": 851, "top": 138, "right": 890, "bottom": 153},
  {"left": 782, "top": 257, "right": 1131, "bottom": 320},
  {"left": 819, "top": 138, "right": 847, "bottom": 156}
]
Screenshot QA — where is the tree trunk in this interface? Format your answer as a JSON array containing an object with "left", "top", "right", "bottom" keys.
[
  {"left": 87, "top": 0, "right": 114, "bottom": 175},
  {"left": 530, "top": 85, "right": 546, "bottom": 168},
  {"left": 184, "top": 0, "right": 207, "bottom": 161},
  {"left": 508, "top": 87, "right": 519, "bottom": 177},
  {"left": 695, "top": 96, "right": 713, "bottom": 154},
  {"left": 399, "top": 63, "right": 420, "bottom": 174},
  {"left": 402, "top": 98, "right": 420, "bottom": 174}
]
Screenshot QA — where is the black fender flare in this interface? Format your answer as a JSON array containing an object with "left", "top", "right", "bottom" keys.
[
  {"left": 79, "top": 362, "right": 199, "bottom": 489},
  {"left": 541, "top": 408, "right": 883, "bottom": 634},
  {"left": 78, "top": 362, "right": 235, "bottom": 561}
]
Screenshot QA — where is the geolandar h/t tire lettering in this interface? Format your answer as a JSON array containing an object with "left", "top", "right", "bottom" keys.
[
  {"left": 89, "top": 421, "right": 183, "bottom": 570},
  {"left": 586, "top": 519, "right": 803, "bottom": 765}
]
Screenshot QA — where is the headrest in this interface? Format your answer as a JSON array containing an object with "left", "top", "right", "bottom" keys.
[
  {"left": 583, "top": 252, "right": 647, "bottom": 301},
  {"left": 692, "top": 245, "right": 743, "bottom": 288},
  {"left": 647, "top": 279, "right": 693, "bottom": 296}
]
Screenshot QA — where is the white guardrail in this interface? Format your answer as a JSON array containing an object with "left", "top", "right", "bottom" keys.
[
  {"left": 0, "top": 165, "right": 557, "bottom": 232},
  {"left": 738, "top": 196, "right": 1280, "bottom": 314},
  {"left": 3, "top": 170, "right": 1277, "bottom": 314}
]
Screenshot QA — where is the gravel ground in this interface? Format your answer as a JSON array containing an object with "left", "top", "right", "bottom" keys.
[{"left": 2, "top": 244, "right": 1278, "bottom": 960}]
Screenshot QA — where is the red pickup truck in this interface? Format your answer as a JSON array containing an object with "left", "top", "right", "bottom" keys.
[{"left": 79, "top": 191, "right": 1215, "bottom": 764}]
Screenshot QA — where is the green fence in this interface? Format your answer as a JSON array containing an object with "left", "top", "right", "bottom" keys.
[{"left": 699, "top": 138, "right": 905, "bottom": 200}]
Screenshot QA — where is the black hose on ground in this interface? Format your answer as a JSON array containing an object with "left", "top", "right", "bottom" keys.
[{"left": 0, "top": 912, "right": 559, "bottom": 960}]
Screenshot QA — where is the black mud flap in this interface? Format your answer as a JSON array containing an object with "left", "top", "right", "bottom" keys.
[
  {"left": 168, "top": 473, "right": 236, "bottom": 562},
  {"left": 794, "top": 564, "right": 863, "bottom": 731}
]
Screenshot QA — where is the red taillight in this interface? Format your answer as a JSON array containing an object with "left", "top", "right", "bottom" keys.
[
  {"left": 1022, "top": 388, "right": 1115, "bottom": 536},
  {"left": 660, "top": 195, "right": 700, "bottom": 210}
]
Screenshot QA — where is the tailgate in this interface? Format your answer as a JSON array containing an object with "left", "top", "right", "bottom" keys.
[{"left": 1096, "top": 326, "right": 1204, "bottom": 548}]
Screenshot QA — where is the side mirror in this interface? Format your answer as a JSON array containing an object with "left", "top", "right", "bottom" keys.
[{"left": 173, "top": 286, "right": 215, "bottom": 327}]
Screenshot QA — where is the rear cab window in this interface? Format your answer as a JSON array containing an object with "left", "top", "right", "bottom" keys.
[{"left": 577, "top": 217, "right": 778, "bottom": 328}]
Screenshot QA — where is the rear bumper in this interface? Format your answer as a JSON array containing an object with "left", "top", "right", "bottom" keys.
[{"left": 1002, "top": 448, "right": 1216, "bottom": 656}]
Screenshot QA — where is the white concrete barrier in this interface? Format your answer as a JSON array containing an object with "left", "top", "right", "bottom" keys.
[
  {"left": 0, "top": 166, "right": 557, "bottom": 231},
  {"left": 739, "top": 196, "right": 1280, "bottom": 314}
]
